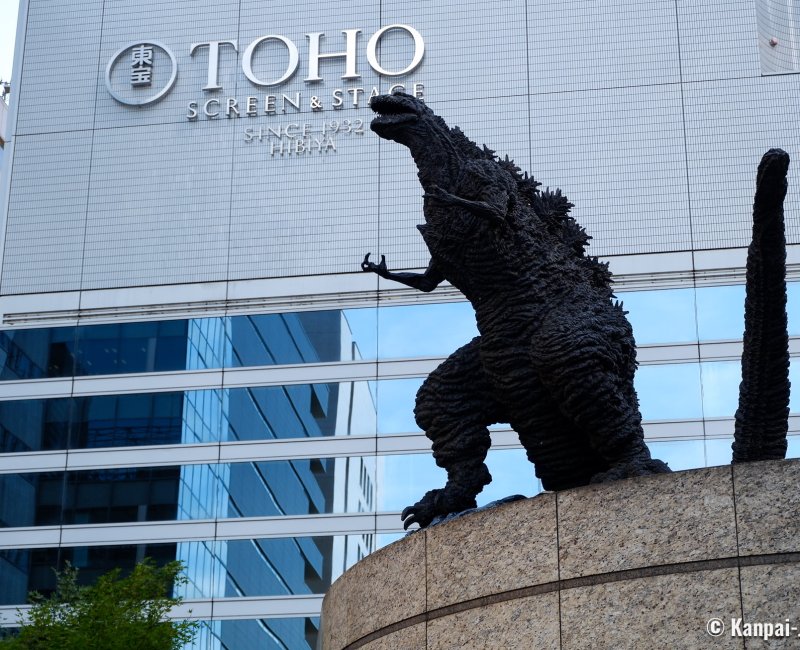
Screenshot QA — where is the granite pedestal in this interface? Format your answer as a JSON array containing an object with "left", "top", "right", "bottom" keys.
[{"left": 321, "top": 459, "right": 800, "bottom": 649}]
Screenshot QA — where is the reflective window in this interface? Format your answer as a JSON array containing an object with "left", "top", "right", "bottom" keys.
[
  {"left": 648, "top": 438, "right": 758, "bottom": 470},
  {"left": 0, "top": 398, "right": 70, "bottom": 453},
  {"left": 377, "top": 532, "right": 406, "bottom": 549},
  {"left": 699, "top": 358, "right": 797, "bottom": 418},
  {"left": 0, "top": 543, "right": 180, "bottom": 605},
  {"left": 226, "top": 383, "right": 376, "bottom": 441},
  {"left": 700, "top": 361, "right": 741, "bottom": 418},
  {"left": 342, "top": 307, "right": 377, "bottom": 361},
  {"left": 376, "top": 378, "right": 424, "bottom": 434},
  {"left": 0, "top": 536, "right": 366, "bottom": 607},
  {"left": 377, "top": 449, "right": 540, "bottom": 515},
  {"left": 786, "top": 435, "right": 800, "bottom": 459},
  {"left": 636, "top": 364, "right": 703, "bottom": 420},
  {"left": 1, "top": 286, "right": 795, "bottom": 382},
  {"left": 220, "top": 536, "right": 366, "bottom": 598},
  {"left": 193, "top": 618, "right": 321, "bottom": 650},
  {"left": 0, "top": 310, "right": 373, "bottom": 381},
  {"left": 2, "top": 458, "right": 374, "bottom": 526},
  {"left": 696, "top": 281, "right": 799, "bottom": 340},
  {"left": 481, "top": 448, "right": 543, "bottom": 503},
  {"left": 0, "top": 382, "right": 377, "bottom": 452},
  {"left": 647, "top": 439, "right": 705, "bottom": 471},
  {"left": 619, "top": 288, "right": 696, "bottom": 344},
  {"left": 0, "top": 472, "right": 63, "bottom": 528},
  {"left": 695, "top": 285, "right": 745, "bottom": 342},
  {"left": 75, "top": 319, "right": 200, "bottom": 375},
  {"left": 377, "top": 452, "right": 442, "bottom": 512},
  {"left": 377, "top": 302, "right": 478, "bottom": 359},
  {"left": 62, "top": 467, "right": 182, "bottom": 525},
  {"left": 0, "top": 326, "right": 76, "bottom": 380},
  {"left": 705, "top": 438, "right": 735, "bottom": 467},
  {"left": 73, "top": 392, "right": 189, "bottom": 448},
  {"left": 227, "top": 457, "right": 375, "bottom": 518},
  {"left": 230, "top": 311, "right": 362, "bottom": 367}
]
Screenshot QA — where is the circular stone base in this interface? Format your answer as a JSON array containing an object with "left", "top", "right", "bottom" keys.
[{"left": 321, "top": 459, "right": 800, "bottom": 649}]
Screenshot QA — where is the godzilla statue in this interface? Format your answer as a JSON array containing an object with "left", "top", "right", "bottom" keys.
[{"left": 362, "top": 90, "right": 791, "bottom": 529}]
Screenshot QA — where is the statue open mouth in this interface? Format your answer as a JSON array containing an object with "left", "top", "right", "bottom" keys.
[{"left": 370, "top": 93, "right": 419, "bottom": 133}]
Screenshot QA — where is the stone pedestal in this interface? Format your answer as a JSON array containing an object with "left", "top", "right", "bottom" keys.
[{"left": 321, "top": 459, "right": 800, "bottom": 649}]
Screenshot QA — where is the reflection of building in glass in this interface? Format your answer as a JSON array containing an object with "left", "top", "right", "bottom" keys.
[
  {"left": 0, "top": 313, "right": 376, "bottom": 649},
  {"left": 0, "top": 1, "right": 799, "bottom": 647}
]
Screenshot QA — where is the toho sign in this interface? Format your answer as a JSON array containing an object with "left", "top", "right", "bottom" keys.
[
  {"left": 105, "top": 25, "right": 426, "bottom": 157},
  {"left": 192, "top": 25, "right": 424, "bottom": 89},
  {"left": 105, "top": 25, "right": 424, "bottom": 107}
]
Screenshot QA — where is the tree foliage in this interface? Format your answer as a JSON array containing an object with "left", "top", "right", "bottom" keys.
[{"left": 0, "top": 559, "right": 198, "bottom": 650}]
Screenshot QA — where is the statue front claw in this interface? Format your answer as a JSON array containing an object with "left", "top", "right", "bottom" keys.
[
  {"left": 361, "top": 252, "right": 388, "bottom": 275},
  {"left": 401, "top": 487, "right": 479, "bottom": 530},
  {"left": 401, "top": 489, "right": 443, "bottom": 530}
]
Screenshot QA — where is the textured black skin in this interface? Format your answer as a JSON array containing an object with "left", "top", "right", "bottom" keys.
[
  {"left": 363, "top": 92, "right": 669, "bottom": 529},
  {"left": 732, "top": 149, "right": 791, "bottom": 462}
]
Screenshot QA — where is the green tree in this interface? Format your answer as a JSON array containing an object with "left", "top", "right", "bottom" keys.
[{"left": 0, "top": 559, "right": 198, "bottom": 650}]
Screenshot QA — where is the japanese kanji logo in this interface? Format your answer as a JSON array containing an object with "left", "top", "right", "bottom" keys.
[{"left": 105, "top": 41, "right": 177, "bottom": 106}]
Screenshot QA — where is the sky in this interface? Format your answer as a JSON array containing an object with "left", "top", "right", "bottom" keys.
[{"left": 1, "top": 0, "right": 19, "bottom": 85}]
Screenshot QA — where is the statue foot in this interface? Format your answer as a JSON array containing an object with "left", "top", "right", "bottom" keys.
[
  {"left": 589, "top": 457, "right": 670, "bottom": 485},
  {"left": 401, "top": 488, "right": 478, "bottom": 530}
]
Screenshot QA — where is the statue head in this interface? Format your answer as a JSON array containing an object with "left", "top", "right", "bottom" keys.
[{"left": 370, "top": 90, "right": 492, "bottom": 186}]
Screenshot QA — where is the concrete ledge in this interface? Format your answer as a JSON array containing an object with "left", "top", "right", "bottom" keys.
[{"left": 321, "top": 459, "right": 800, "bottom": 649}]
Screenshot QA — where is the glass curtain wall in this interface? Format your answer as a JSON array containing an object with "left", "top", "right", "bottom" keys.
[{"left": 0, "top": 282, "right": 798, "bottom": 648}]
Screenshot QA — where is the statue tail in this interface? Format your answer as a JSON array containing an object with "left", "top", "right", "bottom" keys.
[{"left": 732, "top": 149, "right": 791, "bottom": 463}]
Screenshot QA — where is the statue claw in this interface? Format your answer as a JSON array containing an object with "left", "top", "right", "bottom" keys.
[
  {"left": 361, "top": 252, "right": 372, "bottom": 272},
  {"left": 361, "top": 252, "right": 387, "bottom": 275},
  {"left": 400, "top": 490, "right": 443, "bottom": 530},
  {"left": 401, "top": 505, "right": 418, "bottom": 530}
]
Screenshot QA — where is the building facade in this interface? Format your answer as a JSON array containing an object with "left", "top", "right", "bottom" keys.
[{"left": 0, "top": 1, "right": 798, "bottom": 648}]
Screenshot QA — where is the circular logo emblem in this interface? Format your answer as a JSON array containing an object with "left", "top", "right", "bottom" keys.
[{"left": 105, "top": 41, "right": 178, "bottom": 106}]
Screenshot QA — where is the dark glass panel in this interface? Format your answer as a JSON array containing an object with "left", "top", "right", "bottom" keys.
[
  {"left": 0, "top": 398, "right": 70, "bottom": 452},
  {"left": 0, "top": 543, "right": 179, "bottom": 605},
  {"left": 74, "top": 320, "right": 193, "bottom": 375},
  {"left": 0, "top": 327, "right": 76, "bottom": 380},
  {"left": 0, "top": 535, "right": 368, "bottom": 607},
  {"left": 230, "top": 311, "right": 345, "bottom": 367},
  {"left": 61, "top": 467, "right": 180, "bottom": 525},
  {"left": 0, "top": 472, "right": 63, "bottom": 527},
  {"left": 70, "top": 393, "right": 186, "bottom": 448}
]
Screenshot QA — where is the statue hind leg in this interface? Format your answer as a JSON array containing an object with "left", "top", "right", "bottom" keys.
[
  {"left": 403, "top": 336, "right": 506, "bottom": 529},
  {"left": 534, "top": 310, "right": 670, "bottom": 485}
]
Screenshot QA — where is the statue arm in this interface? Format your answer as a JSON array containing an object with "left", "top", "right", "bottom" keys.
[
  {"left": 424, "top": 184, "right": 507, "bottom": 225},
  {"left": 361, "top": 254, "right": 444, "bottom": 293}
]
